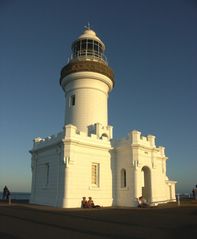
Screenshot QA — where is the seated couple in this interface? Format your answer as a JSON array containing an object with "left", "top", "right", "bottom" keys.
[
  {"left": 81, "top": 197, "right": 101, "bottom": 208},
  {"left": 137, "top": 196, "right": 149, "bottom": 208}
]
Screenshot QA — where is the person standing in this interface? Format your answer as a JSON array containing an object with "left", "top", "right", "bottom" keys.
[{"left": 2, "top": 186, "right": 10, "bottom": 200}]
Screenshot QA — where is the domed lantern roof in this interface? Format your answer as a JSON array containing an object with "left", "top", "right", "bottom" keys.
[{"left": 76, "top": 28, "right": 105, "bottom": 50}]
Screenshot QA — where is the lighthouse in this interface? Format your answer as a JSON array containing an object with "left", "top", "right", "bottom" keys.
[
  {"left": 60, "top": 27, "right": 114, "bottom": 136},
  {"left": 30, "top": 27, "right": 176, "bottom": 208}
]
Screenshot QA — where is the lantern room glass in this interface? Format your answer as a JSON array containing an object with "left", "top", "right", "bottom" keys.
[{"left": 72, "top": 39, "right": 106, "bottom": 62}]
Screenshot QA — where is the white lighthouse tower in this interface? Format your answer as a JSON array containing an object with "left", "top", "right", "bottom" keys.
[
  {"left": 30, "top": 27, "right": 176, "bottom": 208},
  {"left": 60, "top": 27, "right": 114, "bottom": 137}
]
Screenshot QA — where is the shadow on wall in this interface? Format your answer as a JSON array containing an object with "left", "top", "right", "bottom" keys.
[{"left": 110, "top": 147, "right": 117, "bottom": 206}]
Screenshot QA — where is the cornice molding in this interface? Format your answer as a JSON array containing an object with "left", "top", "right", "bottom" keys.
[{"left": 60, "top": 60, "right": 114, "bottom": 85}]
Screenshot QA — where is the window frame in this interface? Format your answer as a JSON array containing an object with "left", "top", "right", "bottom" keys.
[
  {"left": 91, "top": 163, "right": 100, "bottom": 187},
  {"left": 69, "top": 94, "right": 75, "bottom": 107},
  {"left": 121, "top": 168, "right": 127, "bottom": 188}
]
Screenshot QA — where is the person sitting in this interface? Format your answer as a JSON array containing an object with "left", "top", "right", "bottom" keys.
[
  {"left": 137, "top": 196, "right": 149, "bottom": 208},
  {"left": 87, "top": 197, "right": 101, "bottom": 208},
  {"left": 81, "top": 197, "right": 88, "bottom": 208},
  {"left": 87, "top": 197, "right": 94, "bottom": 208}
]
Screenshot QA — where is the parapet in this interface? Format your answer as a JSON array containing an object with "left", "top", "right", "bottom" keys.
[
  {"left": 94, "top": 123, "right": 113, "bottom": 139},
  {"left": 63, "top": 124, "right": 112, "bottom": 149},
  {"left": 112, "top": 130, "right": 167, "bottom": 158},
  {"left": 32, "top": 131, "right": 64, "bottom": 151},
  {"left": 32, "top": 123, "right": 113, "bottom": 152},
  {"left": 65, "top": 123, "right": 113, "bottom": 140},
  {"left": 130, "top": 130, "right": 156, "bottom": 148}
]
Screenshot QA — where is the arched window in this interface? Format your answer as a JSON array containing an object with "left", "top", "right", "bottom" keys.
[
  {"left": 101, "top": 133, "right": 108, "bottom": 139},
  {"left": 121, "top": 169, "right": 126, "bottom": 188}
]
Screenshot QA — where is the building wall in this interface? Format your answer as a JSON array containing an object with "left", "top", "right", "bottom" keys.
[
  {"left": 62, "top": 143, "right": 114, "bottom": 207},
  {"left": 31, "top": 146, "right": 61, "bottom": 206},
  {"left": 31, "top": 124, "right": 115, "bottom": 208},
  {"left": 61, "top": 124, "right": 115, "bottom": 208},
  {"left": 115, "top": 143, "right": 136, "bottom": 207},
  {"left": 30, "top": 127, "right": 176, "bottom": 208},
  {"left": 113, "top": 130, "right": 176, "bottom": 206},
  {"left": 30, "top": 132, "right": 65, "bottom": 207}
]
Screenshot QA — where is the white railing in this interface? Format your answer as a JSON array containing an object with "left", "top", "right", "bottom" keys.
[{"left": 69, "top": 50, "right": 108, "bottom": 64}]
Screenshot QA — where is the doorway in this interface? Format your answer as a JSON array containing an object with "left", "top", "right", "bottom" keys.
[{"left": 141, "top": 166, "right": 151, "bottom": 203}]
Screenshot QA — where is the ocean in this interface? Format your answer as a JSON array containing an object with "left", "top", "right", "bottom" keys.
[{"left": 0, "top": 192, "right": 31, "bottom": 200}]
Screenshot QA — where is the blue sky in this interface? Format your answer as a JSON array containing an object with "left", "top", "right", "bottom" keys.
[{"left": 0, "top": 0, "right": 196, "bottom": 194}]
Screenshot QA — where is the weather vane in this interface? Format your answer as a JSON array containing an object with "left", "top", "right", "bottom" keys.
[{"left": 84, "top": 22, "right": 91, "bottom": 30}]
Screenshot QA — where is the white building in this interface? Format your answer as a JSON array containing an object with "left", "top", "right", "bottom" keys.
[{"left": 30, "top": 27, "right": 176, "bottom": 208}]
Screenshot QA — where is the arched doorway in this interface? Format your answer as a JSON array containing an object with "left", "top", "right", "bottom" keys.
[{"left": 141, "top": 166, "right": 151, "bottom": 203}]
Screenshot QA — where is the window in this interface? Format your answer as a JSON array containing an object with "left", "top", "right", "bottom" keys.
[
  {"left": 81, "top": 39, "right": 86, "bottom": 50},
  {"left": 69, "top": 95, "right": 75, "bottom": 107},
  {"left": 94, "top": 43, "right": 98, "bottom": 51},
  {"left": 44, "top": 163, "right": 50, "bottom": 187},
  {"left": 72, "top": 39, "right": 105, "bottom": 61},
  {"left": 87, "top": 40, "right": 93, "bottom": 50},
  {"left": 91, "top": 163, "right": 99, "bottom": 186},
  {"left": 46, "top": 163, "right": 49, "bottom": 185},
  {"left": 121, "top": 169, "right": 126, "bottom": 188}
]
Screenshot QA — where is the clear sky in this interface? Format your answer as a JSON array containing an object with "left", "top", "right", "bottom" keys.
[{"left": 0, "top": 0, "right": 196, "bottom": 194}]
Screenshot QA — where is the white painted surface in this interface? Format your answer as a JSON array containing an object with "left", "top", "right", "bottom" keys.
[
  {"left": 61, "top": 72, "right": 113, "bottom": 133},
  {"left": 30, "top": 28, "right": 176, "bottom": 208},
  {"left": 30, "top": 127, "right": 176, "bottom": 208}
]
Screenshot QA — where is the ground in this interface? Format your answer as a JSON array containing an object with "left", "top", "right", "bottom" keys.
[{"left": 0, "top": 199, "right": 196, "bottom": 239}]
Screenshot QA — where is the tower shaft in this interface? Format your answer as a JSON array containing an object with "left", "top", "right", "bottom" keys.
[{"left": 60, "top": 28, "right": 114, "bottom": 134}]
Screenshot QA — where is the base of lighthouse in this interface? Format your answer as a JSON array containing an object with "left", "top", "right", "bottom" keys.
[{"left": 30, "top": 125, "right": 176, "bottom": 208}]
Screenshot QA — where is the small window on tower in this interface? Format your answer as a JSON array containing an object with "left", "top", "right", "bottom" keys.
[
  {"left": 69, "top": 95, "right": 75, "bottom": 107},
  {"left": 121, "top": 169, "right": 126, "bottom": 188}
]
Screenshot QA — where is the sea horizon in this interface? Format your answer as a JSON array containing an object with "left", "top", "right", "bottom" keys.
[{"left": 0, "top": 192, "right": 31, "bottom": 200}]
